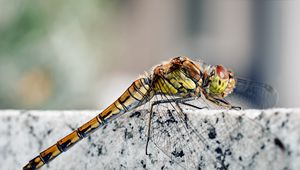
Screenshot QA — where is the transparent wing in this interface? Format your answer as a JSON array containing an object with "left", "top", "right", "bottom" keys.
[
  {"left": 149, "top": 99, "right": 216, "bottom": 169},
  {"left": 135, "top": 95, "right": 218, "bottom": 169},
  {"left": 129, "top": 94, "right": 287, "bottom": 169},
  {"left": 226, "top": 78, "right": 278, "bottom": 109}
]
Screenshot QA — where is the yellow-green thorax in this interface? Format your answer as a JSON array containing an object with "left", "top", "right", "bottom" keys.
[{"left": 153, "top": 69, "right": 201, "bottom": 97}]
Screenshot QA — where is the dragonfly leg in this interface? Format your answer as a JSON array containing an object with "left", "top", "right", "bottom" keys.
[
  {"left": 222, "top": 99, "right": 242, "bottom": 110},
  {"left": 204, "top": 94, "right": 241, "bottom": 109},
  {"left": 230, "top": 105, "right": 242, "bottom": 110},
  {"left": 174, "top": 97, "right": 209, "bottom": 110},
  {"left": 145, "top": 104, "right": 154, "bottom": 156}
]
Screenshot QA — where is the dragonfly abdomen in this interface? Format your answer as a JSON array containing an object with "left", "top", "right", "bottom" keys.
[
  {"left": 23, "top": 77, "right": 153, "bottom": 170},
  {"left": 23, "top": 115, "right": 108, "bottom": 170},
  {"left": 99, "top": 77, "right": 153, "bottom": 122}
]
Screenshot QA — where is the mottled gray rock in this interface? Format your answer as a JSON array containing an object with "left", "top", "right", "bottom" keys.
[{"left": 0, "top": 109, "right": 299, "bottom": 170}]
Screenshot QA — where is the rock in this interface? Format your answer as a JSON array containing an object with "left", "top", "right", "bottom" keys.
[{"left": 0, "top": 109, "right": 299, "bottom": 170}]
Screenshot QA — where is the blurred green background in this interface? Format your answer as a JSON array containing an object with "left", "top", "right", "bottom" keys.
[{"left": 0, "top": 0, "right": 299, "bottom": 109}]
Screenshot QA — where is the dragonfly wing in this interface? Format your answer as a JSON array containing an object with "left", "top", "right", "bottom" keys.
[
  {"left": 226, "top": 78, "right": 278, "bottom": 109},
  {"left": 130, "top": 94, "right": 288, "bottom": 170},
  {"left": 148, "top": 96, "right": 216, "bottom": 169}
]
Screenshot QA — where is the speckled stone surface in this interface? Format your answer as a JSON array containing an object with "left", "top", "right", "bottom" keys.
[{"left": 0, "top": 109, "right": 299, "bottom": 170}]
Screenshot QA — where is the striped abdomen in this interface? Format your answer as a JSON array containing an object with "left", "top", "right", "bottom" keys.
[{"left": 23, "top": 77, "right": 152, "bottom": 170}]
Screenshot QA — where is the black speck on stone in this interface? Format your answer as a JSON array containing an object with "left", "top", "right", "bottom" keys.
[
  {"left": 274, "top": 138, "right": 285, "bottom": 151},
  {"left": 138, "top": 126, "right": 144, "bottom": 133},
  {"left": 141, "top": 160, "right": 146, "bottom": 169},
  {"left": 239, "top": 156, "right": 243, "bottom": 161},
  {"left": 197, "top": 156, "right": 205, "bottom": 169},
  {"left": 47, "top": 129, "right": 53, "bottom": 135},
  {"left": 120, "top": 164, "right": 126, "bottom": 169},
  {"left": 260, "top": 144, "right": 265, "bottom": 150},
  {"left": 28, "top": 113, "right": 39, "bottom": 121},
  {"left": 124, "top": 128, "right": 133, "bottom": 140},
  {"left": 221, "top": 112, "right": 225, "bottom": 118},
  {"left": 172, "top": 149, "right": 185, "bottom": 158},
  {"left": 91, "top": 142, "right": 96, "bottom": 148},
  {"left": 97, "top": 146, "right": 103, "bottom": 156},
  {"left": 168, "top": 160, "right": 174, "bottom": 165},
  {"left": 258, "top": 112, "right": 265, "bottom": 120},
  {"left": 237, "top": 115, "right": 243, "bottom": 123},
  {"left": 215, "top": 147, "right": 222, "bottom": 154},
  {"left": 87, "top": 136, "right": 92, "bottom": 142},
  {"left": 225, "top": 149, "right": 231, "bottom": 155},
  {"left": 234, "top": 132, "right": 244, "bottom": 141},
  {"left": 281, "top": 121, "right": 286, "bottom": 127},
  {"left": 130, "top": 111, "right": 141, "bottom": 118},
  {"left": 29, "top": 126, "right": 35, "bottom": 136},
  {"left": 251, "top": 151, "right": 259, "bottom": 159},
  {"left": 208, "top": 127, "right": 217, "bottom": 139}
]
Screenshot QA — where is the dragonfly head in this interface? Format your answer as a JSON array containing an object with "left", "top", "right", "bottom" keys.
[{"left": 207, "top": 65, "right": 236, "bottom": 97}]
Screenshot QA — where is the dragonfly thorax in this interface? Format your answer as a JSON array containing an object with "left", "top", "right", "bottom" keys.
[
  {"left": 151, "top": 56, "right": 203, "bottom": 98},
  {"left": 152, "top": 69, "right": 202, "bottom": 97}
]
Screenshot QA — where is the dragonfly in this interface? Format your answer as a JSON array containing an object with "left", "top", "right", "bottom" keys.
[{"left": 23, "top": 56, "right": 284, "bottom": 170}]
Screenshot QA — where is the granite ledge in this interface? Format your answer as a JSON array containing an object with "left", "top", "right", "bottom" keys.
[{"left": 0, "top": 109, "right": 299, "bottom": 170}]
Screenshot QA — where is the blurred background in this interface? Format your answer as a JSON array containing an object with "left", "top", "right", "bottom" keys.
[{"left": 0, "top": 0, "right": 299, "bottom": 109}]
